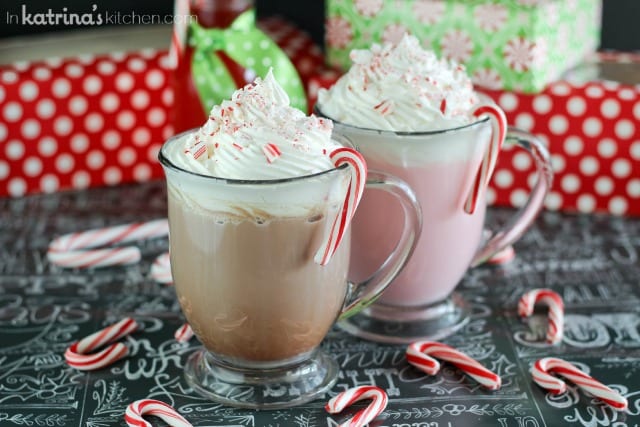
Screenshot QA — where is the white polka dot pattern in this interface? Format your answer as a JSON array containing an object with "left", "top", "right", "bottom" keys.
[
  {"left": 0, "top": 18, "right": 324, "bottom": 198},
  {"left": 477, "top": 55, "right": 640, "bottom": 216}
]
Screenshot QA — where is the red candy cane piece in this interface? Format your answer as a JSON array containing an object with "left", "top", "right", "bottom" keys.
[
  {"left": 486, "top": 245, "right": 516, "bottom": 265},
  {"left": 464, "top": 104, "right": 507, "bottom": 214},
  {"left": 174, "top": 323, "right": 194, "bottom": 343},
  {"left": 151, "top": 252, "right": 173, "bottom": 284},
  {"left": 65, "top": 317, "right": 138, "bottom": 371},
  {"left": 531, "top": 357, "right": 628, "bottom": 411},
  {"left": 315, "top": 147, "right": 367, "bottom": 266},
  {"left": 518, "top": 288, "right": 564, "bottom": 345},
  {"left": 406, "top": 341, "right": 502, "bottom": 390},
  {"left": 125, "top": 399, "right": 193, "bottom": 427},
  {"left": 325, "top": 386, "right": 388, "bottom": 427},
  {"left": 48, "top": 219, "right": 169, "bottom": 268}
]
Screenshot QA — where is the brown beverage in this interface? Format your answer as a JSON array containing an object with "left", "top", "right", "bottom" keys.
[{"left": 168, "top": 187, "right": 350, "bottom": 364}]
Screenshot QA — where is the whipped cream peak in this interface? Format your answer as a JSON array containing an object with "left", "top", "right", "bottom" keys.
[
  {"left": 172, "top": 69, "right": 340, "bottom": 180},
  {"left": 318, "top": 34, "right": 479, "bottom": 132}
]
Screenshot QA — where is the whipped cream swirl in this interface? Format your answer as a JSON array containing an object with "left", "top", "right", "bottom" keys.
[
  {"left": 169, "top": 70, "right": 340, "bottom": 180},
  {"left": 318, "top": 34, "right": 479, "bottom": 132}
]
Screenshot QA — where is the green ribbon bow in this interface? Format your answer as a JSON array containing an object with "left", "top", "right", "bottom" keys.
[{"left": 190, "top": 10, "right": 307, "bottom": 113}]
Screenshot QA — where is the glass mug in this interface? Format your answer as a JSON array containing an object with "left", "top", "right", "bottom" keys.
[
  {"left": 316, "top": 103, "right": 553, "bottom": 344},
  {"left": 158, "top": 131, "right": 421, "bottom": 409}
]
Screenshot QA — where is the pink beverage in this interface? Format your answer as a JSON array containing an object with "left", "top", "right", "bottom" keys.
[
  {"left": 317, "top": 34, "right": 552, "bottom": 343},
  {"left": 341, "top": 119, "right": 490, "bottom": 307}
]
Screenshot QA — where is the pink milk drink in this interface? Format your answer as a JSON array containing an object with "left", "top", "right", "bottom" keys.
[{"left": 317, "top": 35, "right": 553, "bottom": 343}]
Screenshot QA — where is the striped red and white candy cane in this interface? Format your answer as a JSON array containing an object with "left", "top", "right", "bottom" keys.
[
  {"left": 315, "top": 147, "right": 367, "bottom": 266},
  {"left": 174, "top": 323, "right": 194, "bottom": 343},
  {"left": 406, "top": 341, "right": 502, "bottom": 390},
  {"left": 48, "top": 219, "right": 169, "bottom": 268},
  {"left": 151, "top": 252, "right": 173, "bottom": 284},
  {"left": 65, "top": 317, "right": 139, "bottom": 371},
  {"left": 518, "top": 288, "right": 564, "bottom": 345},
  {"left": 464, "top": 104, "right": 507, "bottom": 214},
  {"left": 531, "top": 357, "right": 628, "bottom": 411},
  {"left": 325, "top": 385, "right": 388, "bottom": 427},
  {"left": 486, "top": 245, "right": 516, "bottom": 265},
  {"left": 125, "top": 399, "right": 193, "bottom": 427},
  {"left": 168, "top": 0, "right": 192, "bottom": 69}
]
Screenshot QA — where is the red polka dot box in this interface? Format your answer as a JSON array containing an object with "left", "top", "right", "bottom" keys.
[
  {"left": 480, "top": 52, "right": 640, "bottom": 217},
  {"left": 308, "top": 52, "right": 640, "bottom": 217},
  {"left": 0, "top": 17, "right": 324, "bottom": 199}
]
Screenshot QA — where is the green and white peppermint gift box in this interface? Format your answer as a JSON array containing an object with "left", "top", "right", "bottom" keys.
[{"left": 325, "top": 0, "right": 602, "bottom": 93}]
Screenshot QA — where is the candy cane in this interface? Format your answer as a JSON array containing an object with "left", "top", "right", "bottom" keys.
[
  {"left": 314, "top": 147, "right": 367, "bottom": 266},
  {"left": 125, "top": 399, "right": 193, "bottom": 427},
  {"left": 48, "top": 219, "right": 169, "bottom": 268},
  {"left": 174, "top": 323, "right": 194, "bottom": 343},
  {"left": 151, "top": 252, "right": 173, "bottom": 284},
  {"left": 518, "top": 288, "right": 564, "bottom": 345},
  {"left": 531, "top": 357, "right": 628, "bottom": 411},
  {"left": 65, "top": 317, "right": 139, "bottom": 371},
  {"left": 406, "top": 341, "right": 502, "bottom": 390},
  {"left": 486, "top": 245, "right": 516, "bottom": 265},
  {"left": 464, "top": 104, "right": 507, "bottom": 214},
  {"left": 325, "top": 386, "right": 388, "bottom": 427}
]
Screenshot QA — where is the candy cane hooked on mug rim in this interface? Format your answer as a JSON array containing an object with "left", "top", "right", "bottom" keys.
[
  {"left": 406, "top": 341, "right": 502, "bottom": 390},
  {"left": 531, "top": 357, "right": 628, "bottom": 411},
  {"left": 48, "top": 219, "right": 169, "bottom": 268},
  {"left": 65, "top": 317, "right": 139, "bottom": 371},
  {"left": 464, "top": 104, "right": 507, "bottom": 215},
  {"left": 325, "top": 385, "right": 388, "bottom": 427},
  {"left": 518, "top": 288, "right": 564, "bottom": 345},
  {"left": 125, "top": 399, "right": 193, "bottom": 427},
  {"left": 314, "top": 147, "right": 367, "bottom": 266}
]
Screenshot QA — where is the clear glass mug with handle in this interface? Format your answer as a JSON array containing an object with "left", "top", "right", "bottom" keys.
[
  {"left": 316, "top": 99, "right": 553, "bottom": 344},
  {"left": 158, "top": 130, "right": 421, "bottom": 409}
]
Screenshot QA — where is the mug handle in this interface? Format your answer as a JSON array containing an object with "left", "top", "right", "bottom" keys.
[
  {"left": 470, "top": 127, "right": 553, "bottom": 267},
  {"left": 339, "top": 170, "right": 422, "bottom": 319}
]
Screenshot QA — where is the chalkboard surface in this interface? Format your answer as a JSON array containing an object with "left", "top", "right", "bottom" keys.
[{"left": 0, "top": 181, "right": 639, "bottom": 426}]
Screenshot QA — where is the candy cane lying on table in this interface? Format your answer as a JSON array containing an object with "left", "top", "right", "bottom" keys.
[
  {"left": 518, "top": 288, "right": 564, "bottom": 345},
  {"left": 65, "top": 317, "right": 139, "bottom": 371},
  {"left": 125, "top": 399, "right": 193, "bottom": 427},
  {"left": 464, "top": 104, "right": 507, "bottom": 215},
  {"left": 174, "top": 323, "right": 194, "bottom": 343},
  {"left": 325, "top": 385, "right": 388, "bottom": 427},
  {"left": 314, "top": 148, "right": 367, "bottom": 266},
  {"left": 486, "top": 245, "right": 516, "bottom": 265},
  {"left": 406, "top": 341, "right": 502, "bottom": 390},
  {"left": 531, "top": 357, "right": 628, "bottom": 411},
  {"left": 48, "top": 219, "right": 169, "bottom": 268},
  {"left": 151, "top": 251, "right": 173, "bottom": 284}
]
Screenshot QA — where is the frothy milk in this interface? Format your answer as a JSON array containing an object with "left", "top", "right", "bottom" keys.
[{"left": 162, "top": 71, "right": 354, "bottom": 363}]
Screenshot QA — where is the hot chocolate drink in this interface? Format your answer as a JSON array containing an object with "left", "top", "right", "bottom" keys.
[
  {"left": 167, "top": 187, "right": 350, "bottom": 363},
  {"left": 162, "top": 71, "right": 351, "bottom": 364},
  {"left": 159, "top": 68, "right": 421, "bottom": 408}
]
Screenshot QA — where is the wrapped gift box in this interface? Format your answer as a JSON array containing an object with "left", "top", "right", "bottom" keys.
[
  {"left": 0, "top": 17, "right": 325, "bottom": 198},
  {"left": 480, "top": 52, "right": 640, "bottom": 216},
  {"left": 325, "top": 0, "right": 602, "bottom": 93}
]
